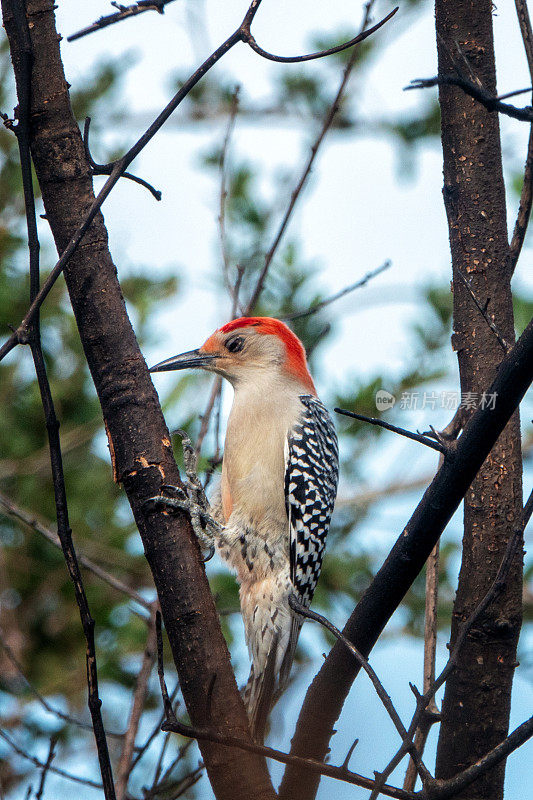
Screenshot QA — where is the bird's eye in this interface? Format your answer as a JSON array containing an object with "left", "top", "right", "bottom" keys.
[{"left": 226, "top": 335, "right": 245, "bottom": 353}]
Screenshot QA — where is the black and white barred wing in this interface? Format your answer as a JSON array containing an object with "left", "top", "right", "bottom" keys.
[{"left": 285, "top": 395, "right": 339, "bottom": 606}]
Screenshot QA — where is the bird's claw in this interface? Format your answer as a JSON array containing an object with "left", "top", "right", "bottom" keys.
[{"left": 143, "top": 486, "right": 218, "bottom": 561}]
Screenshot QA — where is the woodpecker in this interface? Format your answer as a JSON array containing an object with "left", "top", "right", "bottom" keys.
[{"left": 149, "top": 317, "right": 338, "bottom": 741}]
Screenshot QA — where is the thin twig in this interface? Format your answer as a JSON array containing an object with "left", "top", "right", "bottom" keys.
[
  {"left": 34, "top": 736, "right": 57, "bottom": 800},
  {"left": 194, "top": 376, "right": 223, "bottom": 457},
  {"left": 149, "top": 731, "right": 172, "bottom": 791},
  {"left": 115, "top": 603, "right": 158, "bottom": 800},
  {"left": 245, "top": 0, "right": 388, "bottom": 313},
  {"left": 218, "top": 86, "right": 240, "bottom": 298},
  {"left": 334, "top": 409, "right": 447, "bottom": 454},
  {"left": 129, "top": 683, "right": 180, "bottom": 772},
  {"left": 68, "top": 0, "right": 176, "bottom": 42},
  {"left": 403, "top": 543, "right": 440, "bottom": 792},
  {"left": 509, "top": 0, "right": 533, "bottom": 274},
  {"left": 405, "top": 75, "right": 533, "bottom": 122},
  {"left": 241, "top": 7, "right": 398, "bottom": 65},
  {"left": 288, "top": 596, "right": 433, "bottom": 797},
  {"left": 283, "top": 261, "right": 391, "bottom": 321},
  {"left": 156, "top": 611, "right": 178, "bottom": 724},
  {"left": 417, "top": 717, "right": 533, "bottom": 800},
  {"left": 154, "top": 622, "right": 412, "bottom": 800},
  {"left": 0, "top": 728, "right": 103, "bottom": 790},
  {"left": 0, "top": 628, "right": 127, "bottom": 741},
  {"left": 147, "top": 740, "right": 197, "bottom": 797},
  {"left": 498, "top": 86, "right": 533, "bottom": 100},
  {"left": 374, "top": 523, "right": 524, "bottom": 800},
  {"left": 0, "top": 491, "right": 151, "bottom": 610},
  {"left": 454, "top": 268, "right": 510, "bottom": 352},
  {"left": 83, "top": 117, "right": 161, "bottom": 200},
  {"left": 160, "top": 715, "right": 412, "bottom": 799}
]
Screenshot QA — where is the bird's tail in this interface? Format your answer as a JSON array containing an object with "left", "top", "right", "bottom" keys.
[{"left": 243, "top": 613, "right": 302, "bottom": 743}]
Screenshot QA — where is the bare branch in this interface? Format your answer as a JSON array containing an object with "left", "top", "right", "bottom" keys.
[
  {"left": 160, "top": 715, "right": 413, "bottom": 799},
  {"left": 509, "top": 0, "right": 533, "bottom": 274},
  {"left": 194, "top": 376, "right": 223, "bottom": 457},
  {"left": 245, "top": 0, "right": 388, "bottom": 314},
  {"left": 0, "top": 491, "right": 151, "bottom": 610},
  {"left": 154, "top": 617, "right": 413, "bottom": 800},
  {"left": 129, "top": 682, "right": 180, "bottom": 772},
  {"left": 498, "top": 86, "right": 533, "bottom": 100},
  {"left": 283, "top": 261, "right": 391, "bottom": 321},
  {"left": 403, "top": 544, "right": 440, "bottom": 792},
  {"left": 288, "top": 596, "right": 433, "bottom": 794},
  {"left": 218, "top": 87, "right": 240, "bottom": 297},
  {"left": 115, "top": 603, "right": 158, "bottom": 800},
  {"left": 334, "top": 408, "right": 447, "bottom": 454},
  {"left": 405, "top": 75, "right": 533, "bottom": 121},
  {"left": 375, "top": 517, "right": 525, "bottom": 800},
  {"left": 0, "top": 628, "right": 127, "bottom": 741},
  {"left": 83, "top": 117, "right": 161, "bottom": 200},
  {"left": 241, "top": 7, "right": 398, "bottom": 64},
  {"left": 0, "top": 729, "right": 102, "bottom": 791},
  {"left": 68, "top": 0, "right": 177, "bottom": 42},
  {"left": 417, "top": 716, "right": 533, "bottom": 800},
  {"left": 34, "top": 737, "right": 56, "bottom": 800}
]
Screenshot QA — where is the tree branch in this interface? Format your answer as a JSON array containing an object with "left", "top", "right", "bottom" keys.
[
  {"left": 288, "top": 596, "right": 433, "bottom": 793},
  {"left": 241, "top": 7, "right": 398, "bottom": 64},
  {"left": 115, "top": 603, "right": 158, "bottom": 800},
  {"left": 68, "top": 0, "right": 177, "bottom": 42},
  {"left": 0, "top": 729, "right": 103, "bottom": 791},
  {"left": 34, "top": 737, "right": 56, "bottom": 800},
  {"left": 334, "top": 408, "right": 448, "bottom": 454},
  {"left": 245, "top": 0, "right": 389, "bottom": 313},
  {"left": 154, "top": 616, "right": 414, "bottom": 800},
  {"left": 0, "top": 628, "right": 127, "bottom": 741},
  {"left": 405, "top": 75, "right": 533, "bottom": 122},
  {"left": 282, "top": 260, "right": 391, "bottom": 321},
  {"left": 0, "top": 490, "right": 151, "bottom": 610},
  {"left": 416, "top": 716, "right": 533, "bottom": 800},
  {"left": 509, "top": 0, "right": 533, "bottom": 274},
  {"left": 279, "top": 315, "right": 533, "bottom": 800},
  {"left": 403, "top": 543, "right": 440, "bottom": 792}
]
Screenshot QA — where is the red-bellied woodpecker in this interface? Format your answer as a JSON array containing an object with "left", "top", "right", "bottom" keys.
[{"left": 149, "top": 317, "right": 338, "bottom": 741}]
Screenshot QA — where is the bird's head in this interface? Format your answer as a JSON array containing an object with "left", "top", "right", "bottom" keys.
[{"left": 149, "top": 316, "right": 316, "bottom": 394}]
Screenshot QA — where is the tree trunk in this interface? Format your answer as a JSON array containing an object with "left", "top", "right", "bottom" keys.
[
  {"left": 1, "top": 2, "right": 276, "bottom": 798},
  {"left": 434, "top": 1, "right": 523, "bottom": 796}
]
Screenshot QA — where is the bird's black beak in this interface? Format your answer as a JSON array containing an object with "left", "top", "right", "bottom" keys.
[{"left": 149, "top": 349, "right": 218, "bottom": 373}]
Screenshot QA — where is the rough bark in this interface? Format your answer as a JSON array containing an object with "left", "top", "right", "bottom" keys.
[
  {"left": 1, "top": 2, "right": 275, "bottom": 798},
  {"left": 434, "top": 1, "right": 523, "bottom": 796}
]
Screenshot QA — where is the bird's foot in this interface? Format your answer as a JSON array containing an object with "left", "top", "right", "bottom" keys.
[
  {"left": 176, "top": 428, "right": 211, "bottom": 512},
  {"left": 144, "top": 487, "right": 217, "bottom": 561},
  {"left": 144, "top": 484, "right": 220, "bottom": 562},
  {"left": 144, "top": 430, "right": 219, "bottom": 562}
]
